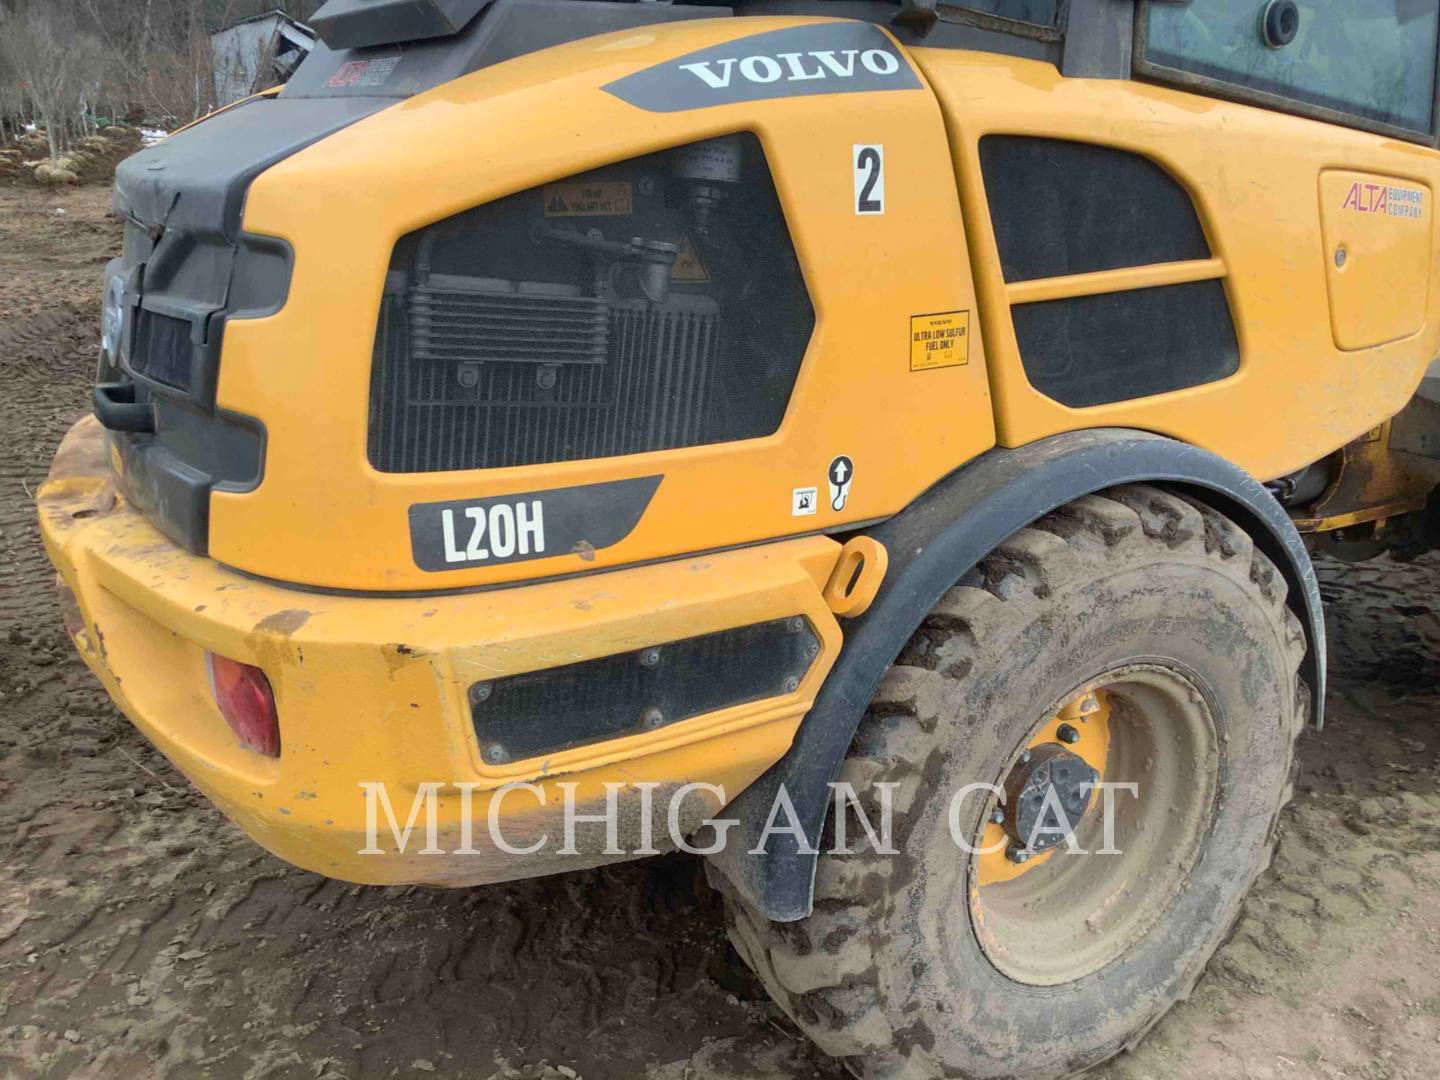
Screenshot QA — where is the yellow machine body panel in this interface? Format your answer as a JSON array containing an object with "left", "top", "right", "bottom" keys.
[
  {"left": 212, "top": 17, "right": 995, "bottom": 593},
  {"left": 914, "top": 49, "right": 1440, "bottom": 482},
  {"left": 1318, "top": 169, "right": 1434, "bottom": 351},
  {"left": 40, "top": 418, "right": 845, "bottom": 886},
  {"left": 194, "top": 27, "right": 1440, "bottom": 594}
]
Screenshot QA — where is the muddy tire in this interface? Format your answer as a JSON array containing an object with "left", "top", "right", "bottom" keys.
[{"left": 710, "top": 485, "right": 1309, "bottom": 1079}]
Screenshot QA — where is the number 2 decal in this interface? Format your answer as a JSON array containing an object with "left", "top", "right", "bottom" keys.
[{"left": 853, "top": 144, "right": 884, "bottom": 215}]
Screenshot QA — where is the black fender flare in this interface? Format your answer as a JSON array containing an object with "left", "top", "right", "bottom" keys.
[{"left": 708, "top": 428, "right": 1325, "bottom": 922}]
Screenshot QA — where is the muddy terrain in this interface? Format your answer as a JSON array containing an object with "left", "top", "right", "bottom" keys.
[{"left": 1, "top": 185, "right": 1437, "bottom": 1079}]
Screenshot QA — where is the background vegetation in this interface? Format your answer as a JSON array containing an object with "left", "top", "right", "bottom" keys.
[{"left": 0, "top": 1, "right": 324, "bottom": 155}]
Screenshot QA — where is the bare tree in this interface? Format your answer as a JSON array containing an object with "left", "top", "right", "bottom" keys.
[
  {"left": 0, "top": 0, "right": 325, "bottom": 146},
  {"left": 1, "top": 9, "right": 82, "bottom": 156}
]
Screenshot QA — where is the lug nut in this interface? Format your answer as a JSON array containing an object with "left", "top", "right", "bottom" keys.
[
  {"left": 642, "top": 706, "right": 665, "bottom": 729},
  {"left": 788, "top": 617, "right": 806, "bottom": 634},
  {"left": 470, "top": 682, "right": 493, "bottom": 705},
  {"left": 483, "top": 743, "right": 508, "bottom": 764},
  {"left": 784, "top": 676, "right": 800, "bottom": 693},
  {"left": 639, "top": 647, "right": 660, "bottom": 669},
  {"left": 1005, "top": 843, "right": 1032, "bottom": 864},
  {"left": 1057, "top": 723, "right": 1081, "bottom": 744}
]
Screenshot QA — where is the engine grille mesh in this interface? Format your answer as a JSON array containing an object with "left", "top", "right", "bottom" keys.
[
  {"left": 368, "top": 280, "right": 722, "bottom": 473},
  {"left": 408, "top": 275, "right": 610, "bottom": 366}
]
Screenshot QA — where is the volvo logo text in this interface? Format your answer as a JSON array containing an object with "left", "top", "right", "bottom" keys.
[
  {"left": 602, "top": 23, "right": 922, "bottom": 113},
  {"left": 678, "top": 48, "right": 902, "bottom": 90}
]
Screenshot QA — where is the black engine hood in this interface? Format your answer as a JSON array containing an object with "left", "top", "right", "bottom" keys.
[{"left": 114, "top": 94, "right": 392, "bottom": 238}]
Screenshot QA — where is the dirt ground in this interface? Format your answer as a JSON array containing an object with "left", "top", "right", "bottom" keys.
[{"left": 1, "top": 185, "right": 1438, "bottom": 1080}]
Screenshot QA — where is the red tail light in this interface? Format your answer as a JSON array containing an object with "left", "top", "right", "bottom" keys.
[{"left": 206, "top": 653, "right": 280, "bottom": 757}]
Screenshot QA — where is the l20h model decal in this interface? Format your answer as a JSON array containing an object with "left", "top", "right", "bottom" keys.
[
  {"left": 408, "top": 476, "right": 663, "bottom": 572},
  {"left": 602, "top": 22, "right": 921, "bottom": 113}
]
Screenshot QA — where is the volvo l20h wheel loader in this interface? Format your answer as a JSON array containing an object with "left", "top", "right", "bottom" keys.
[{"left": 38, "top": 1, "right": 1440, "bottom": 1076}]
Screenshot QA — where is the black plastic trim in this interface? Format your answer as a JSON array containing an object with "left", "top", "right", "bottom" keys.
[
  {"left": 119, "top": 232, "right": 295, "bottom": 412},
  {"left": 287, "top": 0, "right": 731, "bottom": 101},
  {"left": 111, "top": 398, "right": 266, "bottom": 554},
  {"left": 471, "top": 616, "right": 820, "bottom": 762},
  {"left": 310, "top": 0, "right": 490, "bottom": 50},
  {"left": 706, "top": 429, "right": 1327, "bottom": 922},
  {"left": 93, "top": 382, "right": 156, "bottom": 433},
  {"left": 1061, "top": 0, "right": 1132, "bottom": 79}
]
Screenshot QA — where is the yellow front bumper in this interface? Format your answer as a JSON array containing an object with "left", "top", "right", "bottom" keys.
[{"left": 39, "top": 417, "right": 843, "bottom": 886}]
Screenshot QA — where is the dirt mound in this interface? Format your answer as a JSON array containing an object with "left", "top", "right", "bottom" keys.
[{"left": 0, "top": 127, "right": 145, "bottom": 188}]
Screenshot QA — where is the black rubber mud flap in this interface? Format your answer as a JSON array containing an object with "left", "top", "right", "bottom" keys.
[{"left": 708, "top": 428, "right": 1326, "bottom": 922}]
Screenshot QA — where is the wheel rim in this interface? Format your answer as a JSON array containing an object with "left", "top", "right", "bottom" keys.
[{"left": 968, "top": 664, "right": 1221, "bottom": 987}]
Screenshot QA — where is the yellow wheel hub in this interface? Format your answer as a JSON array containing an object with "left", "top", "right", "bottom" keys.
[{"left": 975, "top": 689, "right": 1112, "bottom": 886}]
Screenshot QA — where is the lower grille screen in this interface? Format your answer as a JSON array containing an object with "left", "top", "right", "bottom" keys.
[
  {"left": 470, "top": 617, "right": 822, "bottom": 763},
  {"left": 129, "top": 309, "right": 193, "bottom": 392},
  {"left": 368, "top": 134, "right": 813, "bottom": 473}
]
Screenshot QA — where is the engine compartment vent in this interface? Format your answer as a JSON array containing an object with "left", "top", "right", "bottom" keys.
[
  {"left": 367, "top": 134, "right": 813, "bottom": 474},
  {"left": 408, "top": 276, "right": 610, "bottom": 367},
  {"left": 371, "top": 281, "right": 722, "bottom": 472}
]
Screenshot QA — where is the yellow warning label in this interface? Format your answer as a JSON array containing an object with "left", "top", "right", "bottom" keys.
[
  {"left": 543, "top": 181, "right": 633, "bottom": 217},
  {"left": 910, "top": 310, "right": 970, "bottom": 371},
  {"left": 671, "top": 234, "right": 710, "bottom": 282}
]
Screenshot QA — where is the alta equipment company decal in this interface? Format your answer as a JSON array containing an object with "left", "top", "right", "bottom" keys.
[
  {"left": 1341, "top": 181, "right": 1425, "bottom": 220},
  {"left": 603, "top": 23, "right": 921, "bottom": 113}
]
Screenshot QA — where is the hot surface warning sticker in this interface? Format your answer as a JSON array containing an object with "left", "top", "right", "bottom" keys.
[
  {"left": 544, "top": 181, "right": 633, "bottom": 217},
  {"left": 909, "top": 310, "right": 970, "bottom": 371},
  {"left": 671, "top": 235, "right": 710, "bottom": 282}
]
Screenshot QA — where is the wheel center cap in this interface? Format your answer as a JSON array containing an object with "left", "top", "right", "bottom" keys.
[{"left": 1001, "top": 743, "right": 1098, "bottom": 853}]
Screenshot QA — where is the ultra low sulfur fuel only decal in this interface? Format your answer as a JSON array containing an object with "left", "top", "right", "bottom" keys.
[
  {"left": 602, "top": 22, "right": 921, "bottom": 113},
  {"left": 408, "top": 477, "right": 663, "bottom": 572}
]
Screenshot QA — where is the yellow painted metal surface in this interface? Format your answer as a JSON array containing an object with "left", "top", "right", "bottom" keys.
[
  {"left": 1318, "top": 170, "right": 1434, "bottom": 351},
  {"left": 914, "top": 48, "right": 1440, "bottom": 482},
  {"left": 975, "top": 690, "right": 1110, "bottom": 887},
  {"left": 40, "top": 417, "right": 844, "bottom": 886},
  {"left": 1291, "top": 419, "right": 1440, "bottom": 533},
  {"left": 213, "top": 17, "right": 995, "bottom": 593}
]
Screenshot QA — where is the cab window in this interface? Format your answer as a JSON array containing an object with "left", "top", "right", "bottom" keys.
[
  {"left": 1139, "top": 0, "right": 1440, "bottom": 140},
  {"left": 956, "top": 1, "right": 1060, "bottom": 26}
]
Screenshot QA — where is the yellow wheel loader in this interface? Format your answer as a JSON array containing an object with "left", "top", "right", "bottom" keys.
[{"left": 38, "top": 0, "right": 1440, "bottom": 1076}]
